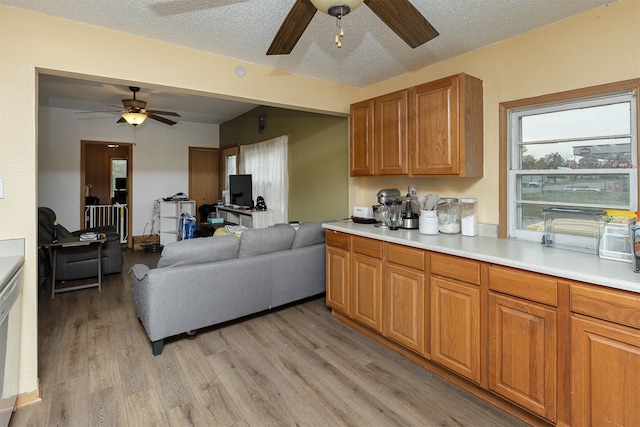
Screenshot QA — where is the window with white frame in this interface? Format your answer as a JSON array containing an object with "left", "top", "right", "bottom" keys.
[{"left": 506, "top": 88, "right": 638, "bottom": 242}]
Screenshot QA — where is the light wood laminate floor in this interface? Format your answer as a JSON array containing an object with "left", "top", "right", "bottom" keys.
[{"left": 11, "top": 248, "right": 526, "bottom": 427}]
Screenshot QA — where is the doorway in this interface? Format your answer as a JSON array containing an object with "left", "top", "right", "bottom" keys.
[
  {"left": 80, "top": 140, "right": 133, "bottom": 243},
  {"left": 189, "top": 146, "right": 219, "bottom": 222}
]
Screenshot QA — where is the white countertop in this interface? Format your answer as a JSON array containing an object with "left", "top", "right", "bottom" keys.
[{"left": 323, "top": 221, "right": 640, "bottom": 294}]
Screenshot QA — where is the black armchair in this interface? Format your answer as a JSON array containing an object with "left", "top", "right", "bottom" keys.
[{"left": 38, "top": 207, "right": 123, "bottom": 282}]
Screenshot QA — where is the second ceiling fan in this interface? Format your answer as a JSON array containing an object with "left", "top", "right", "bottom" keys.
[
  {"left": 267, "top": 0, "right": 439, "bottom": 55},
  {"left": 116, "top": 86, "right": 181, "bottom": 126}
]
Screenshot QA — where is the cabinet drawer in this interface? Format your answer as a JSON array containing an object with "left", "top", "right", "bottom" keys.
[
  {"left": 489, "top": 266, "right": 557, "bottom": 307},
  {"left": 352, "top": 236, "right": 383, "bottom": 259},
  {"left": 386, "top": 243, "right": 426, "bottom": 271},
  {"left": 431, "top": 253, "right": 480, "bottom": 285},
  {"left": 571, "top": 283, "right": 640, "bottom": 329},
  {"left": 326, "top": 230, "right": 350, "bottom": 250}
]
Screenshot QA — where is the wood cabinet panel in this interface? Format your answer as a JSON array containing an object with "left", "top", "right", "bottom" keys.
[
  {"left": 431, "top": 253, "right": 480, "bottom": 285},
  {"left": 374, "top": 90, "right": 408, "bottom": 175},
  {"left": 352, "top": 235, "right": 383, "bottom": 259},
  {"left": 385, "top": 264, "right": 426, "bottom": 354},
  {"left": 409, "top": 78, "right": 459, "bottom": 174},
  {"left": 326, "top": 229, "right": 350, "bottom": 251},
  {"left": 489, "top": 265, "right": 558, "bottom": 307},
  {"left": 352, "top": 253, "right": 383, "bottom": 332},
  {"left": 326, "top": 246, "right": 350, "bottom": 315},
  {"left": 489, "top": 292, "right": 557, "bottom": 421},
  {"left": 409, "top": 73, "right": 483, "bottom": 177},
  {"left": 431, "top": 276, "right": 480, "bottom": 383},
  {"left": 386, "top": 243, "right": 426, "bottom": 271},
  {"left": 571, "top": 283, "right": 640, "bottom": 329},
  {"left": 350, "top": 100, "right": 374, "bottom": 176},
  {"left": 572, "top": 315, "right": 640, "bottom": 427}
]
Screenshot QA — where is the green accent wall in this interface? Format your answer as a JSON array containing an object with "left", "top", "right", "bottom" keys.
[{"left": 220, "top": 106, "right": 349, "bottom": 222}]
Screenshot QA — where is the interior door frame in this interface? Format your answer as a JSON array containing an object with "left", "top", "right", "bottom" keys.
[{"left": 80, "top": 140, "right": 133, "bottom": 242}]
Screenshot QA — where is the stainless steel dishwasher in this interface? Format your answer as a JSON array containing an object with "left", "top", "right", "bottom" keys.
[{"left": 0, "top": 261, "right": 23, "bottom": 427}]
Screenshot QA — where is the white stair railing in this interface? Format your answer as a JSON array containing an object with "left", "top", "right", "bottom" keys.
[{"left": 84, "top": 204, "right": 128, "bottom": 243}]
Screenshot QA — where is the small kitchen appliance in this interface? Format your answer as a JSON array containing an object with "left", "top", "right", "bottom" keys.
[
  {"left": 400, "top": 190, "right": 420, "bottom": 229},
  {"left": 377, "top": 188, "right": 402, "bottom": 205}
]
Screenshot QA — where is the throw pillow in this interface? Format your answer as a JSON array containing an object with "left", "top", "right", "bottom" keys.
[
  {"left": 238, "top": 226, "right": 296, "bottom": 258},
  {"left": 157, "top": 235, "right": 240, "bottom": 268},
  {"left": 291, "top": 222, "right": 326, "bottom": 248}
]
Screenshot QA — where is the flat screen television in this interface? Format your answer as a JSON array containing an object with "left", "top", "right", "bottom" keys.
[{"left": 229, "top": 174, "right": 253, "bottom": 208}]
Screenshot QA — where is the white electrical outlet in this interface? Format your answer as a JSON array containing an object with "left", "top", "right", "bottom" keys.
[{"left": 0, "top": 178, "right": 4, "bottom": 198}]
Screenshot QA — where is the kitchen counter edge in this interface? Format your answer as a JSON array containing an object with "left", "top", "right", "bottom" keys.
[{"left": 323, "top": 221, "right": 640, "bottom": 294}]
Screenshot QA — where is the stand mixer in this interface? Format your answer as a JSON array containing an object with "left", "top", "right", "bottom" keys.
[
  {"left": 374, "top": 188, "right": 420, "bottom": 229},
  {"left": 374, "top": 189, "right": 402, "bottom": 229}
]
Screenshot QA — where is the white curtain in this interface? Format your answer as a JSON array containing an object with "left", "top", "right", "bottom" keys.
[{"left": 239, "top": 135, "right": 288, "bottom": 224}]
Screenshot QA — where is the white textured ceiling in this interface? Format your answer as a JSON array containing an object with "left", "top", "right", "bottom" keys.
[{"left": 3, "top": 0, "right": 616, "bottom": 124}]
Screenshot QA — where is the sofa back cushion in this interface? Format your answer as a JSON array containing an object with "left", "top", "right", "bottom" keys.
[
  {"left": 157, "top": 235, "right": 240, "bottom": 268},
  {"left": 291, "top": 222, "right": 326, "bottom": 248},
  {"left": 239, "top": 225, "right": 296, "bottom": 258}
]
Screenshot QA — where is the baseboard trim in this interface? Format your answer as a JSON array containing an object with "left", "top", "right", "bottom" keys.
[{"left": 15, "top": 383, "right": 42, "bottom": 409}]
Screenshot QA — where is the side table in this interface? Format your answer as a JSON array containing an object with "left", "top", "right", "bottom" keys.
[{"left": 40, "top": 236, "right": 106, "bottom": 299}]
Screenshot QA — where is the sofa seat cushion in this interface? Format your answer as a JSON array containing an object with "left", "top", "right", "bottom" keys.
[
  {"left": 239, "top": 226, "right": 296, "bottom": 258},
  {"left": 291, "top": 222, "right": 325, "bottom": 248},
  {"left": 157, "top": 235, "right": 240, "bottom": 268}
]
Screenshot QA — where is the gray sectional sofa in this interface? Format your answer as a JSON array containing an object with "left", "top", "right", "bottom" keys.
[{"left": 130, "top": 222, "right": 327, "bottom": 355}]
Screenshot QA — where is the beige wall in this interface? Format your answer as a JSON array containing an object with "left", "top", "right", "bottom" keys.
[
  {"left": 348, "top": 0, "right": 640, "bottom": 225},
  {"left": 0, "top": 6, "right": 360, "bottom": 397},
  {"left": 220, "top": 106, "right": 349, "bottom": 222}
]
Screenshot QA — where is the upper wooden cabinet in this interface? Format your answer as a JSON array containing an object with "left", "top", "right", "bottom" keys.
[
  {"left": 349, "top": 73, "right": 483, "bottom": 177},
  {"left": 409, "top": 74, "right": 483, "bottom": 176},
  {"left": 349, "top": 99, "right": 374, "bottom": 176},
  {"left": 375, "top": 90, "right": 408, "bottom": 175}
]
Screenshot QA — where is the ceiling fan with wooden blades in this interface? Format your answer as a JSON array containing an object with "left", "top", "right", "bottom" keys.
[
  {"left": 115, "top": 86, "right": 181, "bottom": 126},
  {"left": 267, "top": 0, "right": 439, "bottom": 55}
]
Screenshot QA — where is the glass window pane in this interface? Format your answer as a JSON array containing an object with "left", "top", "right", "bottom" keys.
[
  {"left": 521, "top": 139, "right": 631, "bottom": 170},
  {"left": 518, "top": 174, "right": 630, "bottom": 208},
  {"left": 521, "top": 102, "right": 631, "bottom": 142}
]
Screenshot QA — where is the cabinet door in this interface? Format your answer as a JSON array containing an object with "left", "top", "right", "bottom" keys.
[
  {"left": 431, "top": 276, "right": 480, "bottom": 383},
  {"left": 409, "top": 76, "right": 460, "bottom": 175},
  {"left": 572, "top": 315, "right": 640, "bottom": 427},
  {"left": 385, "top": 264, "right": 425, "bottom": 354},
  {"left": 374, "top": 90, "right": 408, "bottom": 175},
  {"left": 350, "top": 99, "right": 374, "bottom": 176},
  {"left": 352, "top": 253, "right": 383, "bottom": 332},
  {"left": 489, "top": 292, "right": 557, "bottom": 422},
  {"left": 326, "top": 247, "right": 350, "bottom": 315}
]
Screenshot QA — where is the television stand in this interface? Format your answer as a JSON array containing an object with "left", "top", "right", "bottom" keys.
[{"left": 215, "top": 206, "right": 275, "bottom": 229}]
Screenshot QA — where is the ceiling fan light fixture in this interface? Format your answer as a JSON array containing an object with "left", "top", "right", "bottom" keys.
[
  {"left": 122, "top": 112, "right": 146, "bottom": 126},
  {"left": 310, "top": 0, "right": 363, "bottom": 48},
  {"left": 309, "top": 0, "right": 363, "bottom": 15}
]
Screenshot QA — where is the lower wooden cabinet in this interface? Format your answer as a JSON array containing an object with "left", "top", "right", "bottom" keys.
[
  {"left": 430, "top": 275, "right": 480, "bottom": 384},
  {"left": 571, "top": 315, "right": 640, "bottom": 426},
  {"left": 488, "top": 292, "right": 557, "bottom": 421},
  {"left": 384, "top": 264, "right": 426, "bottom": 355},
  {"left": 326, "top": 246, "right": 350, "bottom": 315},
  {"left": 325, "top": 231, "right": 640, "bottom": 426},
  {"left": 352, "top": 253, "right": 383, "bottom": 332}
]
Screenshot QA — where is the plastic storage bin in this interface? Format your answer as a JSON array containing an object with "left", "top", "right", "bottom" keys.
[
  {"left": 543, "top": 207, "right": 605, "bottom": 255},
  {"left": 599, "top": 222, "right": 633, "bottom": 263}
]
